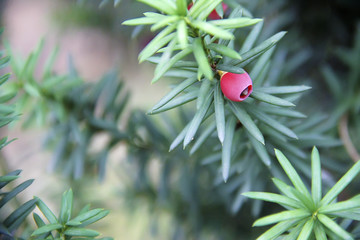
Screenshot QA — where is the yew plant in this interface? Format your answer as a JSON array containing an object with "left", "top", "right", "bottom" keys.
[
  {"left": 1, "top": 0, "right": 360, "bottom": 239},
  {"left": 122, "top": 0, "right": 360, "bottom": 239},
  {"left": 123, "top": 0, "right": 311, "bottom": 183},
  {"left": 244, "top": 148, "right": 360, "bottom": 239}
]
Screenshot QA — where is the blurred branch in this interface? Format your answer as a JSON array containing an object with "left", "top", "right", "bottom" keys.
[{"left": 339, "top": 113, "right": 360, "bottom": 162}]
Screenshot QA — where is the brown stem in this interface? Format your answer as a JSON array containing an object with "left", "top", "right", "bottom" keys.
[
  {"left": 339, "top": 114, "right": 360, "bottom": 162},
  {"left": 0, "top": 149, "right": 11, "bottom": 176}
]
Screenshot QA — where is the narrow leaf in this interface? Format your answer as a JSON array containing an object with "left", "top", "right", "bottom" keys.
[
  {"left": 139, "top": 26, "right": 176, "bottom": 62},
  {"left": 317, "top": 214, "right": 354, "bottom": 240},
  {"left": 248, "top": 132, "right": 271, "bottom": 166},
  {"left": 59, "top": 189, "right": 73, "bottom": 224},
  {"left": 152, "top": 47, "right": 192, "bottom": 83},
  {"left": 154, "top": 38, "right": 177, "bottom": 77},
  {"left": 33, "top": 213, "right": 46, "bottom": 228},
  {"left": 274, "top": 149, "right": 309, "bottom": 196},
  {"left": 0, "top": 179, "right": 34, "bottom": 208},
  {"left": 0, "top": 92, "right": 16, "bottom": 103},
  {"left": 328, "top": 211, "right": 360, "bottom": 221},
  {"left": 151, "top": 15, "right": 180, "bottom": 31},
  {"left": 242, "top": 192, "right": 303, "bottom": 209},
  {"left": 272, "top": 178, "right": 298, "bottom": 200},
  {"left": 183, "top": 91, "right": 213, "bottom": 148},
  {"left": 79, "top": 204, "right": 91, "bottom": 215},
  {"left": 197, "top": 78, "right": 212, "bottom": 109},
  {"left": 150, "top": 77, "right": 197, "bottom": 112},
  {"left": 248, "top": 109, "right": 298, "bottom": 139},
  {"left": 257, "top": 220, "right": 299, "bottom": 240},
  {"left": 187, "top": 0, "right": 207, "bottom": 17},
  {"left": 193, "top": 38, "right": 213, "bottom": 80},
  {"left": 31, "top": 223, "right": 63, "bottom": 236},
  {"left": 222, "top": 116, "right": 236, "bottom": 182},
  {"left": 314, "top": 221, "right": 328, "bottom": 240},
  {"left": 201, "top": 153, "right": 222, "bottom": 165},
  {"left": 253, "top": 209, "right": 310, "bottom": 227},
  {"left": 321, "top": 65, "right": 342, "bottom": 99},
  {"left": 190, "top": 20, "right": 234, "bottom": 40},
  {"left": 64, "top": 227, "right": 100, "bottom": 237},
  {"left": 66, "top": 220, "right": 81, "bottom": 226},
  {"left": 169, "top": 123, "right": 190, "bottom": 151},
  {"left": 138, "top": 0, "right": 177, "bottom": 15},
  {"left": 284, "top": 219, "right": 307, "bottom": 240},
  {"left": 256, "top": 85, "right": 311, "bottom": 94},
  {"left": 4, "top": 199, "right": 37, "bottom": 230},
  {"left": 189, "top": 0, "right": 221, "bottom": 19},
  {"left": 250, "top": 91, "right": 295, "bottom": 107},
  {"left": 250, "top": 48, "right": 274, "bottom": 83},
  {"left": 149, "top": 91, "right": 198, "bottom": 114},
  {"left": 68, "top": 209, "right": 104, "bottom": 224},
  {"left": 176, "top": 0, "right": 187, "bottom": 16},
  {"left": 291, "top": 188, "right": 316, "bottom": 211},
  {"left": 190, "top": 122, "right": 216, "bottom": 155},
  {"left": 197, "top": 0, "right": 223, "bottom": 20},
  {"left": 177, "top": 20, "right": 188, "bottom": 48},
  {"left": 214, "top": 82, "right": 225, "bottom": 143},
  {"left": 229, "top": 101, "right": 264, "bottom": 144},
  {"left": 319, "top": 195, "right": 360, "bottom": 214},
  {"left": 210, "top": 17, "right": 262, "bottom": 29},
  {"left": 259, "top": 106, "right": 306, "bottom": 118},
  {"left": 311, "top": 147, "right": 322, "bottom": 205},
  {"left": 240, "top": 21, "right": 263, "bottom": 53},
  {"left": 165, "top": 69, "right": 197, "bottom": 78},
  {"left": 0, "top": 175, "right": 19, "bottom": 184},
  {"left": 232, "top": 31, "right": 287, "bottom": 67},
  {"left": 0, "top": 73, "right": 11, "bottom": 86},
  {"left": 216, "top": 64, "right": 245, "bottom": 74},
  {"left": 207, "top": 43, "right": 241, "bottom": 59},
  {"left": 321, "top": 160, "right": 360, "bottom": 206},
  {"left": 122, "top": 16, "right": 161, "bottom": 26},
  {"left": 298, "top": 218, "right": 314, "bottom": 240},
  {"left": 35, "top": 197, "right": 58, "bottom": 224},
  {"left": 78, "top": 210, "right": 109, "bottom": 227}
]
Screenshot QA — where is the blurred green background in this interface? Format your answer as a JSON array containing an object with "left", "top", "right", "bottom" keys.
[{"left": 0, "top": 0, "right": 359, "bottom": 239}]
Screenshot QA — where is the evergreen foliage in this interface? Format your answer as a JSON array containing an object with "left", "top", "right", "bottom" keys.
[{"left": 0, "top": 0, "right": 359, "bottom": 239}]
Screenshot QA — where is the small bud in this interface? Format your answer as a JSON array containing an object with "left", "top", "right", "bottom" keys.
[{"left": 219, "top": 71, "right": 253, "bottom": 102}]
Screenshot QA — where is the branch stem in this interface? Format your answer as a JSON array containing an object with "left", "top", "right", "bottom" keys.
[{"left": 339, "top": 114, "right": 360, "bottom": 162}]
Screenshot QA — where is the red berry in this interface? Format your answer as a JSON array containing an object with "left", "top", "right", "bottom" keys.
[
  {"left": 208, "top": 3, "right": 228, "bottom": 20},
  {"left": 187, "top": 2, "right": 193, "bottom": 10},
  {"left": 187, "top": 3, "right": 228, "bottom": 20},
  {"left": 219, "top": 71, "right": 253, "bottom": 102}
]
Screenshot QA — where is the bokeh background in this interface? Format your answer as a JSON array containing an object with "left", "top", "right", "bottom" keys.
[{"left": 0, "top": 0, "right": 359, "bottom": 239}]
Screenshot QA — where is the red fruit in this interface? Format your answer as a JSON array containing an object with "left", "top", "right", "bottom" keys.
[
  {"left": 208, "top": 3, "right": 228, "bottom": 20},
  {"left": 219, "top": 71, "right": 253, "bottom": 102},
  {"left": 187, "top": 3, "right": 228, "bottom": 20}
]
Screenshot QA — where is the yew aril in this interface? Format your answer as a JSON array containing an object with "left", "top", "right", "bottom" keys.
[{"left": 219, "top": 71, "right": 253, "bottom": 102}]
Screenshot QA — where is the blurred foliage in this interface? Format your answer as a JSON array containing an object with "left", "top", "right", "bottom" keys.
[
  {"left": 0, "top": 171, "right": 113, "bottom": 240},
  {"left": 0, "top": 30, "right": 36, "bottom": 240},
  {"left": 0, "top": 34, "right": 112, "bottom": 240},
  {"left": 0, "top": 0, "right": 359, "bottom": 239},
  {"left": 0, "top": 170, "right": 36, "bottom": 240},
  {"left": 31, "top": 189, "right": 112, "bottom": 240},
  {"left": 6, "top": 40, "right": 130, "bottom": 180},
  {"left": 0, "top": 34, "right": 15, "bottom": 150},
  {"left": 53, "top": 4, "right": 115, "bottom": 30},
  {"left": 321, "top": 23, "right": 360, "bottom": 163}
]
